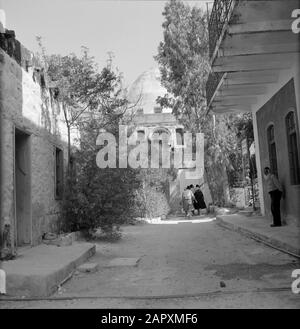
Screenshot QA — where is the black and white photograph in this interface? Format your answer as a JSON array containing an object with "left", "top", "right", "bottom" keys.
[{"left": 0, "top": 0, "right": 299, "bottom": 314}]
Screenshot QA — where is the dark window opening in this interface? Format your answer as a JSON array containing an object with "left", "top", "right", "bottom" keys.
[
  {"left": 286, "top": 111, "right": 300, "bottom": 185},
  {"left": 154, "top": 107, "right": 162, "bottom": 114},
  {"left": 137, "top": 130, "right": 145, "bottom": 140},
  {"left": 176, "top": 128, "right": 184, "bottom": 145},
  {"left": 55, "top": 147, "right": 64, "bottom": 199},
  {"left": 267, "top": 125, "right": 278, "bottom": 177},
  {"left": 137, "top": 108, "right": 144, "bottom": 115}
]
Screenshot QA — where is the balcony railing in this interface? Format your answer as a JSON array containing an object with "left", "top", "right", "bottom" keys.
[
  {"left": 206, "top": 71, "right": 224, "bottom": 106},
  {"left": 208, "top": 0, "right": 235, "bottom": 60}
]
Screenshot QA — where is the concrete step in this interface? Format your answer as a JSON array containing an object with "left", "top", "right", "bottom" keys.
[
  {"left": 216, "top": 215, "right": 300, "bottom": 258},
  {"left": 2, "top": 242, "right": 96, "bottom": 297}
]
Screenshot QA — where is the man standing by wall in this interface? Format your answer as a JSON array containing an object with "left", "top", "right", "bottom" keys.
[{"left": 263, "top": 167, "right": 283, "bottom": 227}]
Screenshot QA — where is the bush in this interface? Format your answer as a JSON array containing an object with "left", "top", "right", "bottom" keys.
[{"left": 61, "top": 123, "right": 142, "bottom": 237}]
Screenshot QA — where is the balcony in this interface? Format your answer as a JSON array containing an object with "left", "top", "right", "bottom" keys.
[
  {"left": 206, "top": 0, "right": 299, "bottom": 114},
  {"left": 208, "top": 0, "right": 236, "bottom": 61}
]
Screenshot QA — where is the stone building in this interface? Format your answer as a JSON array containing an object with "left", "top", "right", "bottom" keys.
[
  {"left": 129, "top": 68, "right": 212, "bottom": 215},
  {"left": 0, "top": 12, "right": 71, "bottom": 257},
  {"left": 206, "top": 0, "right": 300, "bottom": 226}
]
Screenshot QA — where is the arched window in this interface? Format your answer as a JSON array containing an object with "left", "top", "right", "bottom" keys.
[
  {"left": 175, "top": 128, "right": 184, "bottom": 146},
  {"left": 137, "top": 129, "right": 145, "bottom": 140},
  {"left": 286, "top": 111, "right": 300, "bottom": 185},
  {"left": 152, "top": 127, "right": 170, "bottom": 137},
  {"left": 267, "top": 124, "right": 278, "bottom": 177}
]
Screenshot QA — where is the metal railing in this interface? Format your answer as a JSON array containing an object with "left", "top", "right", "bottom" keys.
[
  {"left": 208, "top": 0, "right": 235, "bottom": 59},
  {"left": 206, "top": 71, "right": 224, "bottom": 106}
]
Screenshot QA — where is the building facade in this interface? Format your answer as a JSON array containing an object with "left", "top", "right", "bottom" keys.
[
  {"left": 206, "top": 0, "right": 300, "bottom": 226},
  {"left": 129, "top": 68, "right": 212, "bottom": 215},
  {"left": 0, "top": 17, "right": 70, "bottom": 257}
]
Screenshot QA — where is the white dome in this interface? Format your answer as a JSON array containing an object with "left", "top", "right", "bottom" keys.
[{"left": 128, "top": 68, "right": 172, "bottom": 114}]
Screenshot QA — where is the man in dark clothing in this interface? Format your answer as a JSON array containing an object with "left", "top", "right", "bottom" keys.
[
  {"left": 263, "top": 167, "right": 283, "bottom": 227},
  {"left": 193, "top": 185, "right": 207, "bottom": 215}
]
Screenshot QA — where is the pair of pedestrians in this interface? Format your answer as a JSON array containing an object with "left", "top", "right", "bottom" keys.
[{"left": 182, "top": 185, "right": 206, "bottom": 218}]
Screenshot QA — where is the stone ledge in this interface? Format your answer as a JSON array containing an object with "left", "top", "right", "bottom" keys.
[{"left": 1, "top": 242, "right": 96, "bottom": 297}]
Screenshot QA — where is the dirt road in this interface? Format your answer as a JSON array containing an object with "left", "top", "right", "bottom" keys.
[{"left": 1, "top": 218, "right": 300, "bottom": 308}]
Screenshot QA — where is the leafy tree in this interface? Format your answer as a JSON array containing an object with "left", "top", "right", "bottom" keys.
[
  {"left": 155, "top": 0, "right": 209, "bottom": 133},
  {"left": 155, "top": 0, "right": 254, "bottom": 206},
  {"left": 36, "top": 40, "right": 144, "bottom": 235},
  {"left": 232, "top": 112, "right": 254, "bottom": 144},
  {"left": 37, "top": 38, "right": 129, "bottom": 173}
]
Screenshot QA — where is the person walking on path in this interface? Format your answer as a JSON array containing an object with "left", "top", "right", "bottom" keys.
[
  {"left": 190, "top": 184, "right": 196, "bottom": 194},
  {"left": 193, "top": 185, "right": 207, "bottom": 216},
  {"left": 182, "top": 186, "right": 196, "bottom": 218},
  {"left": 190, "top": 185, "right": 196, "bottom": 215},
  {"left": 263, "top": 167, "right": 283, "bottom": 227}
]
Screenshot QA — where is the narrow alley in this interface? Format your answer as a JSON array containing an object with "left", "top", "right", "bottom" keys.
[{"left": 1, "top": 0, "right": 300, "bottom": 313}]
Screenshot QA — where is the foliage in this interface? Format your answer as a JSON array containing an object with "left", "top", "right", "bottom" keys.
[
  {"left": 231, "top": 112, "right": 254, "bottom": 144},
  {"left": 155, "top": 0, "right": 254, "bottom": 205},
  {"left": 37, "top": 41, "right": 144, "bottom": 236},
  {"left": 137, "top": 168, "right": 174, "bottom": 218},
  {"left": 46, "top": 50, "right": 128, "bottom": 126},
  {"left": 37, "top": 38, "right": 129, "bottom": 171},
  {"left": 155, "top": 0, "right": 209, "bottom": 133},
  {"left": 61, "top": 119, "right": 142, "bottom": 234}
]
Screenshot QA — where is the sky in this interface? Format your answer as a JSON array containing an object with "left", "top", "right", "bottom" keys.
[{"left": 1, "top": 0, "right": 211, "bottom": 88}]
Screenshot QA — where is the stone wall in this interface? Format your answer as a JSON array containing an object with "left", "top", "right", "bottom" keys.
[
  {"left": 0, "top": 47, "right": 70, "bottom": 251},
  {"left": 256, "top": 79, "right": 300, "bottom": 226}
]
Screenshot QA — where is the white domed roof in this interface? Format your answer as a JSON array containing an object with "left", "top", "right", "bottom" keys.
[{"left": 128, "top": 68, "right": 172, "bottom": 114}]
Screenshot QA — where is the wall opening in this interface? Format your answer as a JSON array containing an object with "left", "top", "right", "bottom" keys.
[
  {"left": 175, "top": 128, "right": 184, "bottom": 146},
  {"left": 55, "top": 147, "right": 64, "bottom": 200},
  {"left": 15, "top": 128, "right": 31, "bottom": 247},
  {"left": 285, "top": 110, "right": 300, "bottom": 185},
  {"left": 154, "top": 106, "right": 162, "bottom": 114},
  {"left": 267, "top": 124, "right": 278, "bottom": 177}
]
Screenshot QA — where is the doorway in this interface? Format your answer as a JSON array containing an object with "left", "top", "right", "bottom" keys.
[{"left": 15, "top": 128, "right": 31, "bottom": 247}]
